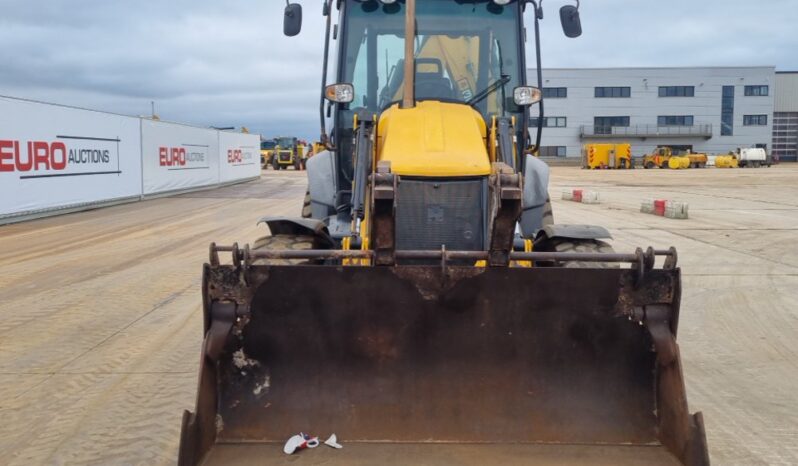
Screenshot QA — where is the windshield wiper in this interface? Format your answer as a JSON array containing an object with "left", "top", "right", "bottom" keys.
[{"left": 467, "top": 74, "right": 511, "bottom": 106}]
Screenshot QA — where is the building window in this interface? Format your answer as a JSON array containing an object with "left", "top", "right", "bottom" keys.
[
  {"left": 594, "top": 87, "right": 631, "bottom": 98},
  {"left": 658, "top": 86, "right": 695, "bottom": 97},
  {"left": 594, "top": 116, "right": 630, "bottom": 135},
  {"left": 530, "top": 116, "right": 567, "bottom": 128},
  {"left": 744, "top": 85, "right": 769, "bottom": 96},
  {"left": 539, "top": 146, "right": 567, "bottom": 157},
  {"left": 721, "top": 85, "right": 734, "bottom": 136},
  {"left": 542, "top": 87, "right": 567, "bottom": 98},
  {"left": 658, "top": 115, "right": 695, "bottom": 126},
  {"left": 743, "top": 115, "right": 768, "bottom": 126}
]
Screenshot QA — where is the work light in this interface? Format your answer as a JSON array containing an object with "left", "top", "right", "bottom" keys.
[
  {"left": 325, "top": 83, "right": 355, "bottom": 104},
  {"left": 513, "top": 86, "right": 542, "bottom": 106}
]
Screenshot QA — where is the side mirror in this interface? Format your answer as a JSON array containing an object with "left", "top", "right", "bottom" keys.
[
  {"left": 284, "top": 3, "right": 302, "bottom": 37},
  {"left": 560, "top": 5, "right": 582, "bottom": 38}
]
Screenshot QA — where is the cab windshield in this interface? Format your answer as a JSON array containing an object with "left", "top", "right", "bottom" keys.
[
  {"left": 342, "top": 0, "right": 522, "bottom": 119},
  {"left": 276, "top": 137, "right": 295, "bottom": 147}
]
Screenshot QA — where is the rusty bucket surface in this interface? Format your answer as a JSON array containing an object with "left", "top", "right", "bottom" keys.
[{"left": 179, "top": 263, "right": 708, "bottom": 466}]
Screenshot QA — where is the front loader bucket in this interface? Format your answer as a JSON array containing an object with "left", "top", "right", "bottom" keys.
[{"left": 179, "top": 254, "right": 709, "bottom": 465}]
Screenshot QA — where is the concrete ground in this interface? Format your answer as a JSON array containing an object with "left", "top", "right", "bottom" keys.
[{"left": 1, "top": 166, "right": 796, "bottom": 465}]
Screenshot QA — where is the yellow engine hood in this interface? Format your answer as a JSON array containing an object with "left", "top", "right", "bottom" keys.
[{"left": 377, "top": 101, "right": 490, "bottom": 177}]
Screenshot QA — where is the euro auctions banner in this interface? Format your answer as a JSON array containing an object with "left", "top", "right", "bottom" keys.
[
  {"left": 0, "top": 97, "right": 142, "bottom": 217},
  {"left": 219, "top": 131, "right": 260, "bottom": 183},
  {"left": 141, "top": 119, "right": 220, "bottom": 195}
]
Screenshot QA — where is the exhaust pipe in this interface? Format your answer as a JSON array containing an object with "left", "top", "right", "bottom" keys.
[{"left": 401, "top": 0, "right": 415, "bottom": 108}]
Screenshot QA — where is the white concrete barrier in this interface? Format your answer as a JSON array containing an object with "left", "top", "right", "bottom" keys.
[
  {"left": 640, "top": 199, "right": 689, "bottom": 219},
  {"left": 561, "top": 189, "right": 600, "bottom": 204}
]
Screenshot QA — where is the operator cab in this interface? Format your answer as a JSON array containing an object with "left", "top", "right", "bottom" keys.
[{"left": 340, "top": 1, "right": 526, "bottom": 153}]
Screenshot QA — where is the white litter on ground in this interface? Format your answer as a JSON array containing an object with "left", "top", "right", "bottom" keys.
[{"left": 325, "top": 433, "right": 343, "bottom": 449}]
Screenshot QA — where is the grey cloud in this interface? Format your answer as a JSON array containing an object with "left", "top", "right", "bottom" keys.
[{"left": 1, "top": 0, "right": 796, "bottom": 140}]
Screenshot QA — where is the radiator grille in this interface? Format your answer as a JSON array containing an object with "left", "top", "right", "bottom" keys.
[{"left": 395, "top": 178, "right": 485, "bottom": 251}]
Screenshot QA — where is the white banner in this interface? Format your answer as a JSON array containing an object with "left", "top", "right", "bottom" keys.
[
  {"left": 141, "top": 119, "right": 220, "bottom": 195},
  {"left": 0, "top": 97, "right": 142, "bottom": 217},
  {"left": 218, "top": 131, "right": 261, "bottom": 183}
]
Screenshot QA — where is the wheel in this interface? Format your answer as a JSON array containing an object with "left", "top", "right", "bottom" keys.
[
  {"left": 251, "top": 234, "right": 314, "bottom": 265},
  {"left": 537, "top": 238, "right": 618, "bottom": 268},
  {"left": 301, "top": 188, "right": 312, "bottom": 218},
  {"left": 644, "top": 161, "right": 654, "bottom": 169},
  {"left": 660, "top": 162, "right": 668, "bottom": 169},
  {"left": 271, "top": 158, "right": 280, "bottom": 171}
]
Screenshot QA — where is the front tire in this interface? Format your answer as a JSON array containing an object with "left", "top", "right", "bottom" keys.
[
  {"left": 301, "top": 189, "right": 312, "bottom": 218},
  {"left": 541, "top": 198, "right": 554, "bottom": 227},
  {"left": 537, "top": 238, "right": 618, "bottom": 268},
  {"left": 251, "top": 234, "right": 314, "bottom": 265}
]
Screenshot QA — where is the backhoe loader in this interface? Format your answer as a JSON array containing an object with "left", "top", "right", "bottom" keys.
[{"left": 179, "top": 1, "right": 709, "bottom": 464}]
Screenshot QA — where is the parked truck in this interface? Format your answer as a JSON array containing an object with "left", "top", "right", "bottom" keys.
[
  {"left": 736, "top": 147, "right": 771, "bottom": 168},
  {"left": 582, "top": 143, "right": 633, "bottom": 169},
  {"left": 643, "top": 147, "right": 707, "bottom": 169}
]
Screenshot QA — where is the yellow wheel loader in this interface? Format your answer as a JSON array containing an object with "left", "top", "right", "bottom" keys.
[
  {"left": 179, "top": 1, "right": 709, "bottom": 465},
  {"left": 271, "top": 136, "right": 305, "bottom": 170}
]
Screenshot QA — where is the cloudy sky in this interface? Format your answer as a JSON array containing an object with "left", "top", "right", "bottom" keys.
[{"left": 1, "top": 0, "right": 796, "bottom": 140}]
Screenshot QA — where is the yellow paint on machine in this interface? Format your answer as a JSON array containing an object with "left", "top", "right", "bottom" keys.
[
  {"left": 377, "top": 101, "right": 490, "bottom": 177},
  {"left": 582, "top": 143, "right": 632, "bottom": 169},
  {"left": 715, "top": 155, "right": 739, "bottom": 168}
]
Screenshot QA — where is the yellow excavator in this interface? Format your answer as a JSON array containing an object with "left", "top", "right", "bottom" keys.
[{"left": 179, "top": 1, "right": 709, "bottom": 465}]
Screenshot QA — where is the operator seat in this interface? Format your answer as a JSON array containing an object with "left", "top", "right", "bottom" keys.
[{"left": 414, "top": 58, "right": 455, "bottom": 100}]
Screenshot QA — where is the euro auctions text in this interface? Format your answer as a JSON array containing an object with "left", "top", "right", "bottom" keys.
[{"left": 0, "top": 138, "right": 118, "bottom": 176}]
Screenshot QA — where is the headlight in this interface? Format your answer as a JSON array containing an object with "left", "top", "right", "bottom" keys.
[
  {"left": 325, "top": 83, "right": 355, "bottom": 104},
  {"left": 492, "top": 0, "right": 512, "bottom": 5},
  {"left": 513, "top": 86, "right": 542, "bottom": 106},
  {"left": 379, "top": 0, "right": 397, "bottom": 4}
]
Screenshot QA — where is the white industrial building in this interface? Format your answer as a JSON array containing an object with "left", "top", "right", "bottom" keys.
[{"left": 527, "top": 66, "right": 779, "bottom": 160}]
